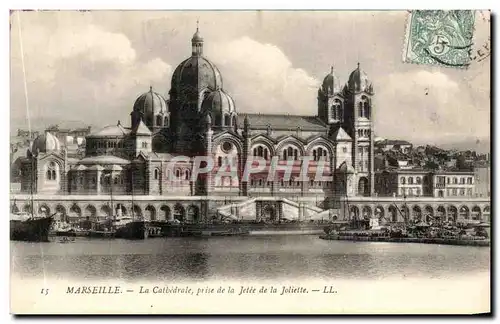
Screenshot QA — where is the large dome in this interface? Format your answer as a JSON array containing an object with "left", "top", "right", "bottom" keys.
[
  {"left": 347, "top": 63, "right": 373, "bottom": 93},
  {"left": 133, "top": 87, "right": 168, "bottom": 116},
  {"left": 321, "top": 67, "right": 341, "bottom": 95},
  {"left": 171, "top": 56, "right": 223, "bottom": 94},
  {"left": 201, "top": 89, "right": 236, "bottom": 127},
  {"left": 30, "top": 131, "right": 61, "bottom": 154}
]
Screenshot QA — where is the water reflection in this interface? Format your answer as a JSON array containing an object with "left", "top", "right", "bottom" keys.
[{"left": 10, "top": 236, "right": 490, "bottom": 282}]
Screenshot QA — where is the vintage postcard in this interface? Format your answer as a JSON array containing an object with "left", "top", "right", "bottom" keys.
[{"left": 9, "top": 10, "right": 491, "bottom": 315}]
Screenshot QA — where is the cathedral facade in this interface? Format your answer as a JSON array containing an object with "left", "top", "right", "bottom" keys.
[{"left": 18, "top": 27, "right": 375, "bottom": 204}]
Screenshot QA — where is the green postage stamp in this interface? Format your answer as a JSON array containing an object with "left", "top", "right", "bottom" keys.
[{"left": 403, "top": 10, "right": 475, "bottom": 68}]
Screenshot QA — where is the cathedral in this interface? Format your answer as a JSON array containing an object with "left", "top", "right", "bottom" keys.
[{"left": 18, "top": 26, "right": 375, "bottom": 204}]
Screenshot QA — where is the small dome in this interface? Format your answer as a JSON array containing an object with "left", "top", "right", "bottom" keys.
[
  {"left": 133, "top": 87, "right": 168, "bottom": 116},
  {"left": 192, "top": 28, "right": 203, "bottom": 43},
  {"left": 321, "top": 67, "right": 341, "bottom": 95},
  {"left": 347, "top": 63, "right": 373, "bottom": 93},
  {"left": 201, "top": 90, "right": 236, "bottom": 127},
  {"left": 30, "top": 131, "right": 61, "bottom": 154},
  {"left": 202, "top": 89, "right": 235, "bottom": 114}
]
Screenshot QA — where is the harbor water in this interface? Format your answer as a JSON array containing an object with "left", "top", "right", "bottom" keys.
[{"left": 10, "top": 235, "right": 490, "bottom": 282}]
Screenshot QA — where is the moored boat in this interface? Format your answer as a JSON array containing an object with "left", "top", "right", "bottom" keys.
[
  {"left": 88, "top": 229, "right": 116, "bottom": 239},
  {"left": 113, "top": 217, "right": 149, "bottom": 240},
  {"left": 10, "top": 212, "right": 54, "bottom": 242}
]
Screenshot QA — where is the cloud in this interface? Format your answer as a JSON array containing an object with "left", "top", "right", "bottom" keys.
[
  {"left": 206, "top": 37, "right": 320, "bottom": 115},
  {"left": 375, "top": 70, "right": 489, "bottom": 144},
  {"left": 10, "top": 20, "right": 172, "bottom": 129}
]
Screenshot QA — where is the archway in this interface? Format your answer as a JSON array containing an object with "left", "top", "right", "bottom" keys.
[
  {"left": 84, "top": 205, "right": 97, "bottom": 221},
  {"left": 423, "top": 205, "right": 434, "bottom": 223},
  {"left": 69, "top": 204, "right": 82, "bottom": 221},
  {"left": 132, "top": 205, "right": 143, "bottom": 219},
  {"left": 436, "top": 206, "right": 446, "bottom": 222},
  {"left": 187, "top": 205, "right": 200, "bottom": 223},
  {"left": 11, "top": 203, "right": 20, "bottom": 213},
  {"left": 362, "top": 206, "right": 372, "bottom": 219},
  {"left": 459, "top": 206, "right": 470, "bottom": 220},
  {"left": 375, "top": 206, "right": 385, "bottom": 223},
  {"left": 145, "top": 205, "right": 156, "bottom": 221},
  {"left": 388, "top": 205, "right": 398, "bottom": 223},
  {"left": 100, "top": 205, "right": 112, "bottom": 218},
  {"left": 412, "top": 205, "right": 422, "bottom": 221},
  {"left": 349, "top": 206, "right": 360, "bottom": 220},
  {"left": 471, "top": 206, "right": 481, "bottom": 221},
  {"left": 160, "top": 205, "right": 171, "bottom": 221},
  {"left": 38, "top": 204, "right": 50, "bottom": 217},
  {"left": 401, "top": 206, "right": 410, "bottom": 222},
  {"left": 23, "top": 204, "right": 32, "bottom": 214},
  {"left": 262, "top": 204, "right": 277, "bottom": 222},
  {"left": 358, "top": 177, "right": 369, "bottom": 197},
  {"left": 447, "top": 206, "right": 458, "bottom": 223},
  {"left": 115, "top": 203, "right": 127, "bottom": 217},
  {"left": 174, "top": 204, "right": 185, "bottom": 222},
  {"left": 483, "top": 206, "right": 490, "bottom": 223},
  {"left": 55, "top": 205, "right": 67, "bottom": 222}
]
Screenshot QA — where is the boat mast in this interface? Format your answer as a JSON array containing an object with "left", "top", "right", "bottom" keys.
[
  {"left": 131, "top": 166, "right": 135, "bottom": 221},
  {"left": 109, "top": 173, "right": 114, "bottom": 220},
  {"left": 30, "top": 152, "right": 35, "bottom": 218}
]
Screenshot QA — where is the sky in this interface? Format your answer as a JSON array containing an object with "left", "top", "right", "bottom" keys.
[{"left": 9, "top": 10, "right": 491, "bottom": 149}]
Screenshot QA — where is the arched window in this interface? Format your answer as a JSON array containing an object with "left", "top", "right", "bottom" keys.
[
  {"left": 408, "top": 177, "right": 414, "bottom": 185},
  {"left": 156, "top": 115, "right": 162, "bottom": 126},
  {"left": 460, "top": 178, "right": 465, "bottom": 184},
  {"left": 164, "top": 116, "right": 169, "bottom": 126},
  {"left": 46, "top": 162, "right": 57, "bottom": 181},
  {"left": 154, "top": 169, "right": 159, "bottom": 180},
  {"left": 224, "top": 114, "right": 230, "bottom": 126},
  {"left": 416, "top": 177, "right": 422, "bottom": 184},
  {"left": 401, "top": 177, "right": 406, "bottom": 184},
  {"left": 360, "top": 96, "right": 370, "bottom": 118},
  {"left": 185, "top": 170, "right": 190, "bottom": 181},
  {"left": 176, "top": 169, "right": 181, "bottom": 179},
  {"left": 453, "top": 177, "right": 458, "bottom": 184},
  {"left": 334, "top": 99, "right": 343, "bottom": 121},
  {"left": 218, "top": 156, "right": 223, "bottom": 167}
]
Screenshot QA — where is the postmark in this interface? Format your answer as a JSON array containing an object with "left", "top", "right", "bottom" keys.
[{"left": 403, "top": 10, "right": 475, "bottom": 68}]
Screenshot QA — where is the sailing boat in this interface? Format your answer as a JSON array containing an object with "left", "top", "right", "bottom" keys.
[
  {"left": 10, "top": 153, "right": 55, "bottom": 242},
  {"left": 10, "top": 18, "right": 54, "bottom": 242},
  {"left": 113, "top": 168, "right": 149, "bottom": 239}
]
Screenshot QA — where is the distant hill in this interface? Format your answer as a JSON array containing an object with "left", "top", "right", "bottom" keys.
[{"left": 435, "top": 138, "right": 491, "bottom": 154}]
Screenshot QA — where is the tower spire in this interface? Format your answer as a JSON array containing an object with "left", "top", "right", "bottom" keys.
[{"left": 191, "top": 19, "right": 203, "bottom": 56}]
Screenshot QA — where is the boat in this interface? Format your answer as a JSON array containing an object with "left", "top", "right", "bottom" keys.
[
  {"left": 112, "top": 172, "right": 152, "bottom": 240},
  {"left": 10, "top": 212, "right": 55, "bottom": 242},
  {"left": 113, "top": 216, "right": 149, "bottom": 240},
  {"left": 51, "top": 221, "right": 77, "bottom": 237},
  {"left": 59, "top": 236, "right": 75, "bottom": 243},
  {"left": 88, "top": 229, "right": 116, "bottom": 239},
  {"left": 10, "top": 156, "right": 54, "bottom": 242}
]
